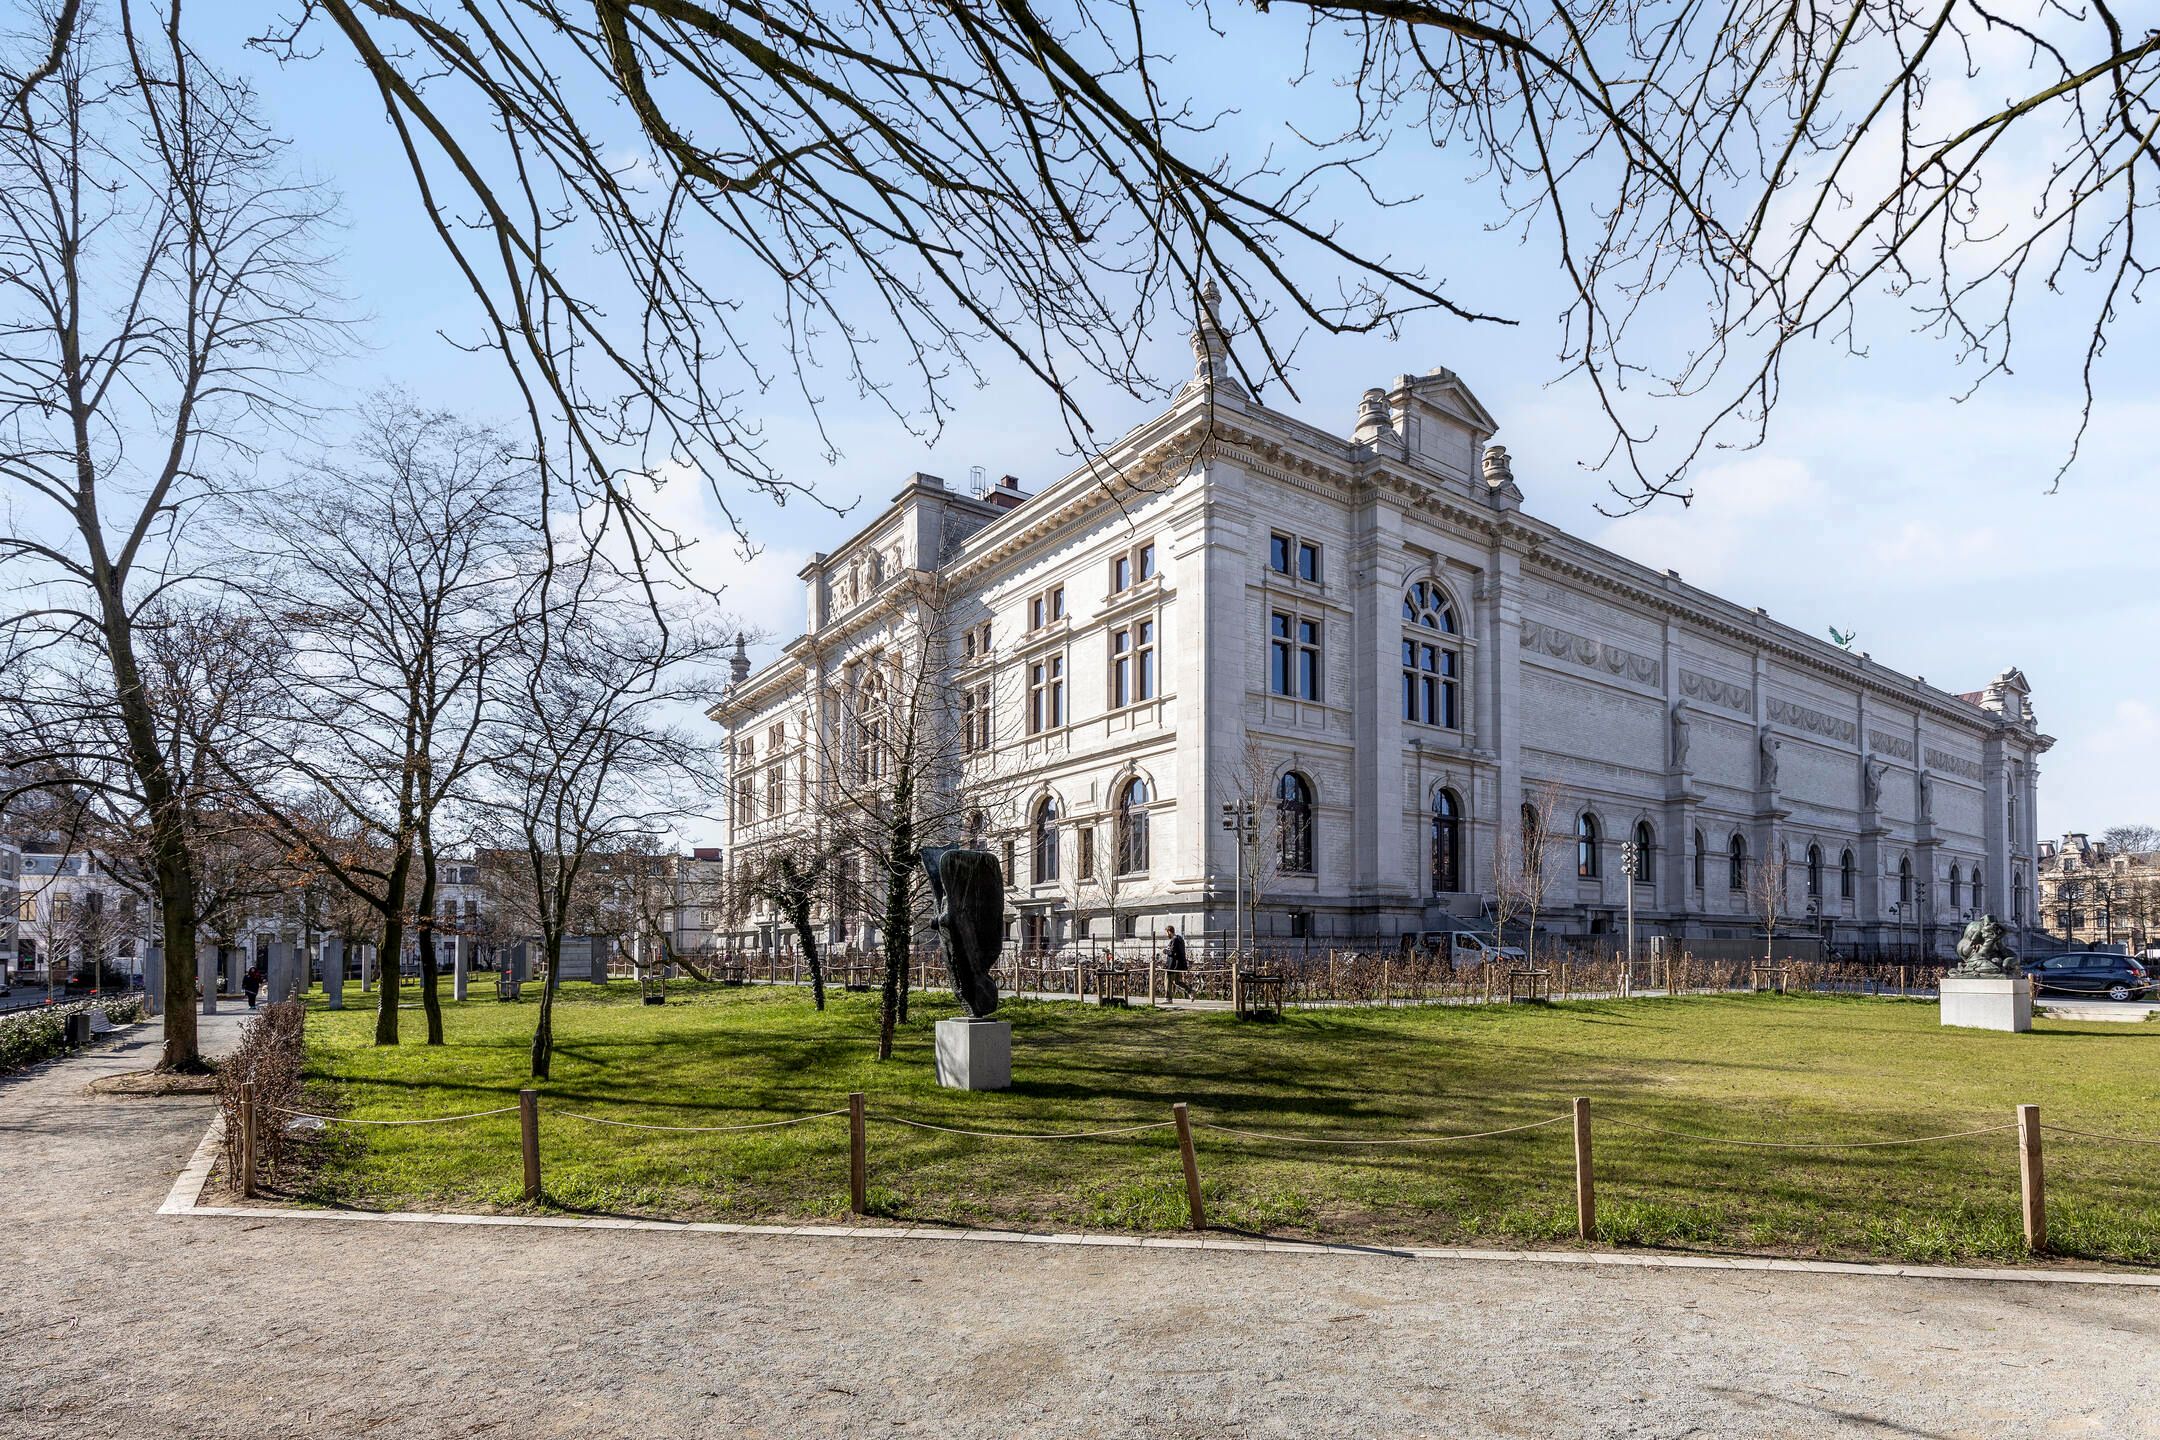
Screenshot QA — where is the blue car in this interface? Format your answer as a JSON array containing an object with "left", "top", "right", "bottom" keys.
[{"left": 2022, "top": 952, "right": 2154, "bottom": 1001}]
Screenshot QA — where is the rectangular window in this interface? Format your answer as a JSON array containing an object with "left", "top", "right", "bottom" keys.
[
  {"left": 1111, "top": 627, "right": 1131, "bottom": 708},
  {"left": 961, "top": 688, "right": 980, "bottom": 753},
  {"left": 766, "top": 762, "right": 784, "bottom": 814},
  {"left": 1297, "top": 541, "right": 1320, "bottom": 582},
  {"left": 1049, "top": 586, "right": 1065, "bottom": 621},
  {"left": 1270, "top": 533, "right": 1292, "bottom": 573},
  {"left": 1270, "top": 611, "right": 1293, "bottom": 694},
  {"left": 1138, "top": 542, "right": 1156, "bottom": 580},
  {"left": 1271, "top": 612, "right": 1321, "bottom": 699},
  {"left": 1298, "top": 618, "right": 1322, "bottom": 700},
  {"left": 1029, "top": 656, "right": 1065, "bottom": 732},
  {"left": 1076, "top": 827, "right": 1096, "bottom": 881},
  {"left": 1029, "top": 596, "right": 1044, "bottom": 630},
  {"left": 1113, "top": 555, "right": 1131, "bottom": 593},
  {"left": 1402, "top": 641, "right": 1461, "bottom": 728},
  {"left": 1136, "top": 618, "right": 1156, "bottom": 700}
]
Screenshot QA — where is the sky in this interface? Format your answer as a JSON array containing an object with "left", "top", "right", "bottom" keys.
[{"left": 182, "top": 1, "right": 2160, "bottom": 841}]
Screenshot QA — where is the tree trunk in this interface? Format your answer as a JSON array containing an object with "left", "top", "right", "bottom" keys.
[
  {"left": 414, "top": 840, "right": 444, "bottom": 1046},
  {"left": 531, "top": 932, "right": 563, "bottom": 1079},
  {"left": 877, "top": 807, "right": 914, "bottom": 1060},
  {"left": 790, "top": 909, "right": 825, "bottom": 1010}
]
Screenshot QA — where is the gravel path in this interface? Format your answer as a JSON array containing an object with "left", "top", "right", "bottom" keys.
[{"left": 1, "top": 1018, "right": 2152, "bottom": 1440}]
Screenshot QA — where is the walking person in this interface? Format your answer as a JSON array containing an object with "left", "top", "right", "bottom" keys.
[
  {"left": 242, "top": 965, "right": 263, "bottom": 1011},
  {"left": 1163, "top": 925, "right": 1194, "bottom": 998}
]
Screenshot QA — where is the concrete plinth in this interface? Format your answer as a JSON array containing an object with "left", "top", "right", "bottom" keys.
[
  {"left": 143, "top": 945, "right": 164, "bottom": 1018},
  {"left": 198, "top": 948, "right": 217, "bottom": 1016},
  {"left": 322, "top": 938, "right": 345, "bottom": 1011},
  {"left": 452, "top": 939, "right": 468, "bottom": 1002},
  {"left": 935, "top": 1017, "right": 1012, "bottom": 1091},
  {"left": 1940, "top": 975, "right": 2032, "bottom": 1033},
  {"left": 267, "top": 940, "right": 297, "bottom": 1004}
]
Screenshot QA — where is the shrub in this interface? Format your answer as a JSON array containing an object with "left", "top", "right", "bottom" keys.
[
  {"left": 216, "top": 999, "right": 307, "bottom": 1185},
  {"left": 0, "top": 994, "right": 149, "bottom": 1075}
]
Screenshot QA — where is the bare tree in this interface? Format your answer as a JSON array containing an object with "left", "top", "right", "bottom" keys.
[
  {"left": 2102, "top": 824, "right": 2160, "bottom": 857},
  {"left": 1506, "top": 781, "right": 1567, "bottom": 969},
  {"left": 485, "top": 573, "right": 721, "bottom": 1078},
  {"left": 231, "top": 399, "right": 533, "bottom": 1046},
  {"left": 1749, "top": 846, "right": 1790, "bottom": 965},
  {"left": 0, "top": 6, "right": 340, "bottom": 1068},
  {"left": 741, "top": 836, "right": 839, "bottom": 1009}
]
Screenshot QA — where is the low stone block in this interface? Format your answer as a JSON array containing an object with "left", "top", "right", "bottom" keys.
[
  {"left": 935, "top": 1017, "right": 1012, "bottom": 1091},
  {"left": 1939, "top": 975, "right": 2032, "bottom": 1033}
]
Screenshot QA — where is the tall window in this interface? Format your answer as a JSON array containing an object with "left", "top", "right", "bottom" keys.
[
  {"left": 961, "top": 683, "right": 993, "bottom": 753},
  {"left": 1840, "top": 849, "right": 1856, "bottom": 900},
  {"left": 1116, "top": 777, "right": 1151, "bottom": 875},
  {"left": 1693, "top": 829, "right": 1706, "bottom": 890},
  {"left": 1632, "top": 821, "right": 1656, "bottom": 886},
  {"left": 1033, "top": 798, "right": 1061, "bottom": 884},
  {"left": 1806, "top": 844, "right": 1823, "bottom": 897},
  {"left": 1076, "top": 826, "right": 1096, "bottom": 881},
  {"left": 856, "top": 666, "right": 888, "bottom": 780},
  {"left": 1899, "top": 855, "right": 1914, "bottom": 904},
  {"left": 1138, "top": 542, "right": 1157, "bottom": 580},
  {"left": 1270, "top": 612, "right": 1322, "bottom": 699},
  {"left": 1278, "top": 772, "right": 1315, "bottom": 873},
  {"left": 1948, "top": 864, "right": 1963, "bottom": 907},
  {"left": 766, "top": 760, "right": 785, "bottom": 815},
  {"left": 1728, "top": 833, "right": 1748, "bottom": 891},
  {"left": 1110, "top": 619, "right": 1157, "bottom": 707},
  {"left": 1576, "top": 813, "right": 1601, "bottom": 879},
  {"left": 1399, "top": 581, "right": 1462, "bottom": 729},
  {"left": 1431, "top": 789, "right": 1462, "bottom": 893},
  {"left": 1028, "top": 655, "right": 1065, "bottom": 733},
  {"left": 1973, "top": 870, "right": 1986, "bottom": 911}
]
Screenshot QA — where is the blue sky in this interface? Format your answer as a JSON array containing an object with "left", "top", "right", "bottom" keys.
[{"left": 200, "top": 1, "right": 2158, "bottom": 838}]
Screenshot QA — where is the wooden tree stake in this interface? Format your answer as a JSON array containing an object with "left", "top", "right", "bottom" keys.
[
  {"left": 2018, "top": 1103, "right": 2045, "bottom": 1254},
  {"left": 1573, "top": 1096, "right": 1595, "bottom": 1242},
  {"left": 519, "top": 1088, "right": 542, "bottom": 1202},
  {"left": 239, "top": 1081, "right": 258, "bottom": 1199},
  {"left": 1173, "top": 1102, "right": 1205, "bottom": 1230},
  {"left": 849, "top": 1091, "right": 868, "bottom": 1215}
]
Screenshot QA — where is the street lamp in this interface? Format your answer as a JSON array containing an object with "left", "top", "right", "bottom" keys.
[
  {"left": 1221, "top": 800, "right": 1258, "bottom": 959},
  {"left": 1619, "top": 840, "right": 1640, "bottom": 996}
]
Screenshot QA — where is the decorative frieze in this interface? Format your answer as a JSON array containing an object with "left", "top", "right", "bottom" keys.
[
  {"left": 1678, "top": 668, "right": 1752, "bottom": 715},
  {"left": 1925, "top": 747, "right": 1983, "bottom": 782},
  {"left": 1519, "top": 618, "right": 1661, "bottom": 687},
  {"left": 1868, "top": 730, "right": 1916, "bottom": 761},
  {"left": 1766, "top": 696, "right": 1858, "bottom": 745}
]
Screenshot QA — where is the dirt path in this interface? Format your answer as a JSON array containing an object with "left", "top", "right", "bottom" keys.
[{"left": 1, "top": 1017, "right": 2151, "bottom": 1440}]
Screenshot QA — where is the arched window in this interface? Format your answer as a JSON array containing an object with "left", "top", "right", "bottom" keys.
[
  {"left": 1898, "top": 855, "right": 1914, "bottom": 904},
  {"left": 1840, "top": 849, "right": 1856, "bottom": 900},
  {"left": 855, "top": 665, "right": 889, "bottom": 780},
  {"left": 1631, "top": 821, "right": 1656, "bottom": 886},
  {"left": 1806, "top": 844, "right": 1823, "bottom": 898},
  {"left": 1430, "top": 789, "right": 1462, "bottom": 894},
  {"left": 1278, "top": 772, "right": 1315, "bottom": 874},
  {"left": 1115, "top": 777, "right": 1151, "bottom": 875},
  {"left": 1400, "top": 580, "right": 1462, "bottom": 729},
  {"left": 1948, "top": 864, "right": 1962, "bottom": 908},
  {"left": 1973, "top": 870, "right": 1986, "bottom": 912},
  {"left": 1693, "top": 829, "right": 1707, "bottom": 890},
  {"left": 1576, "top": 813, "right": 1601, "bottom": 879},
  {"left": 1032, "top": 797, "right": 1061, "bottom": 885},
  {"left": 1728, "top": 833, "right": 1748, "bottom": 891}
]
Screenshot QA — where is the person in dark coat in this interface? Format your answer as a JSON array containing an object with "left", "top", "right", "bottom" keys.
[
  {"left": 1162, "top": 926, "right": 1194, "bottom": 998},
  {"left": 242, "top": 966, "right": 263, "bottom": 1010}
]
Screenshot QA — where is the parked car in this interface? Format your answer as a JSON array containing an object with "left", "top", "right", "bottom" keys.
[
  {"left": 1420, "top": 931, "right": 1528, "bottom": 967},
  {"left": 2022, "top": 952, "right": 2154, "bottom": 1002}
]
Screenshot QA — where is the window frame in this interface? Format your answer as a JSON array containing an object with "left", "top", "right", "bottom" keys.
[
  {"left": 1576, "top": 813, "right": 1602, "bottom": 880},
  {"left": 1277, "top": 771, "right": 1315, "bottom": 874}
]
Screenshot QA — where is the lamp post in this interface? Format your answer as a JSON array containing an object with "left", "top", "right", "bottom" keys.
[
  {"left": 1221, "top": 800, "right": 1257, "bottom": 960},
  {"left": 1619, "top": 840, "right": 1640, "bottom": 997},
  {"left": 2095, "top": 878, "right": 2115, "bottom": 951}
]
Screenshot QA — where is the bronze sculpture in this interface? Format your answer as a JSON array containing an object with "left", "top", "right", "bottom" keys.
[
  {"left": 1950, "top": 914, "right": 2019, "bottom": 977},
  {"left": 921, "top": 845, "right": 1004, "bottom": 1016}
]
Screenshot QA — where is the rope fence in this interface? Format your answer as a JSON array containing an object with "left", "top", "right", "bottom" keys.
[{"left": 227, "top": 1080, "right": 2147, "bottom": 1259}]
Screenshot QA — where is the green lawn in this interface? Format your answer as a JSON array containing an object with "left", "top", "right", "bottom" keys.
[{"left": 294, "top": 983, "right": 2160, "bottom": 1265}]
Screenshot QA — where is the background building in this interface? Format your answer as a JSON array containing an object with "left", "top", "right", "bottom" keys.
[
  {"left": 2035, "top": 833, "right": 2156, "bottom": 953},
  {"left": 714, "top": 314, "right": 2053, "bottom": 960}
]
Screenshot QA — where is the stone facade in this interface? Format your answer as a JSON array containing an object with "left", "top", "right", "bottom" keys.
[
  {"left": 710, "top": 335, "right": 2053, "bottom": 959},
  {"left": 2035, "top": 834, "right": 2157, "bottom": 953}
]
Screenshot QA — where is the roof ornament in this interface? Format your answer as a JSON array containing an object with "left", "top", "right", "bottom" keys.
[
  {"left": 1185, "top": 278, "right": 1245, "bottom": 398},
  {"left": 728, "top": 632, "right": 750, "bottom": 689}
]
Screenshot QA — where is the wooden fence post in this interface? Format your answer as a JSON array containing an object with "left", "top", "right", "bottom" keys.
[
  {"left": 1572, "top": 1096, "right": 1595, "bottom": 1242},
  {"left": 1380, "top": 957, "right": 1390, "bottom": 1007},
  {"left": 239, "top": 1081, "right": 258, "bottom": 1199},
  {"left": 519, "top": 1089, "right": 541, "bottom": 1202},
  {"left": 1558, "top": 961, "right": 1570, "bottom": 1001},
  {"left": 849, "top": 1092, "right": 868, "bottom": 1215},
  {"left": 1172, "top": 1102, "right": 1205, "bottom": 1230},
  {"left": 1147, "top": 958, "right": 1157, "bottom": 1008},
  {"left": 2018, "top": 1103, "right": 2045, "bottom": 1254}
]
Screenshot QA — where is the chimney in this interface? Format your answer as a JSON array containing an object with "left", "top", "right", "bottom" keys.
[
  {"left": 693, "top": 846, "right": 721, "bottom": 862},
  {"left": 985, "top": 474, "right": 1027, "bottom": 512}
]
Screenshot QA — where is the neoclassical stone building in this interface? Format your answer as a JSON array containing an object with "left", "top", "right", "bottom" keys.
[{"left": 711, "top": 316, "right": 2052, "bottom": 958}]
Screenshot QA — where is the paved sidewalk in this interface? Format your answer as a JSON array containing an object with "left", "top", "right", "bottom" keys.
[{"left": 1, "top": 1016, "right": 2154, "bottom": 1440}]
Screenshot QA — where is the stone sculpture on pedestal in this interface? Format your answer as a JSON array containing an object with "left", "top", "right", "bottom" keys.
[
  {"left": 921, "top": 845, "right": 1010, "bottom": 1089},
  {"left": 1941, "top": 913, "right": 2030, "bottom": 1032}
]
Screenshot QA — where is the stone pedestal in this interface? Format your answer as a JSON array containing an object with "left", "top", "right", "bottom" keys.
[
  {"left": 267, "top": 940, "right": 297, "bottom": 1004},
  {"left": 452, "top": 939, "right": 468, "bottom": 1002},
  {"left": 323, "top": 938, "right": 345, "bottom": 1011},
  {"left": 143, "top": 944, "right": 164, "bottom": 1018},
  {"left": 198, "top": 947, "right": 218, "bottom": 1016},
  {"left": 934, "top": 1017, "right": 1012, "bottom": 1091},
  {"left": 1940, "top": 974, "right": 2032, "bottom": 1033}
]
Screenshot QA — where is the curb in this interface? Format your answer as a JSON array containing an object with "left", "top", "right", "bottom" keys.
[{"left": 157, "top": 1113, "right": 2160, "bottom": 1288}]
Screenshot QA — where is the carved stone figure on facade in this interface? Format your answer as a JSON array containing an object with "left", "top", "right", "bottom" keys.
[
  {"left": 1861, "top": 755, "right": 1885, "bottom": 809},
  {"left": 1916, "top": 770, "right": 1933, "bottom": 823},
  {"left": 1757, "top": 729, "right": 1781, "bottom": 789},
  {"left": 1669, "top": 703, "right": 1691, "bottom": 771},
  {"left": 921, "top": 846, "right": 1003, "bottom": 1016},
  {"left": 1950, "top": 914, "right": 2019, "bottom": 977}
]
